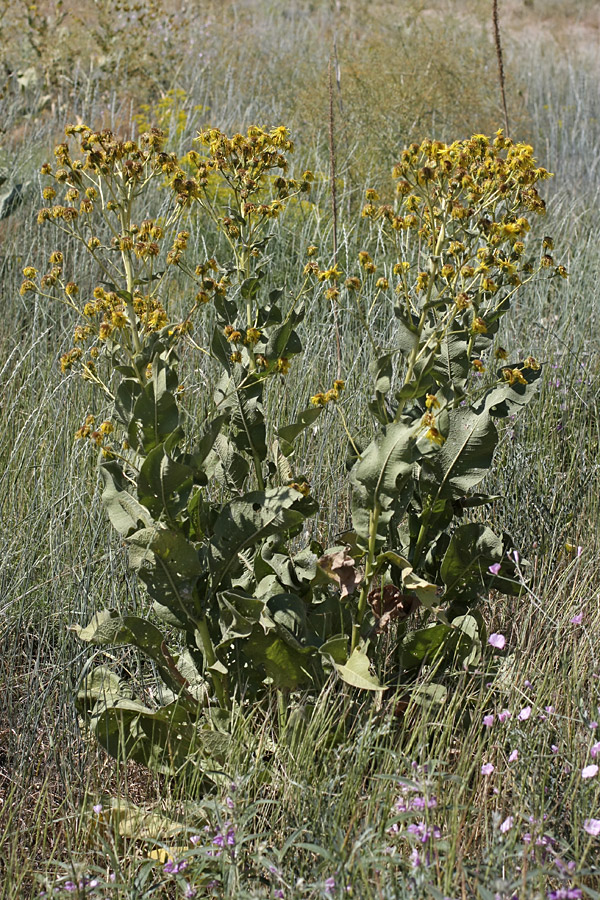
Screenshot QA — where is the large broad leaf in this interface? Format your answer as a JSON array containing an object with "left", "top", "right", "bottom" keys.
[
  {"left": 190, "top": 415, "right": 227, "bottom": 474},
  {"left": 216, "top": 589, "right": 265, "bottom": 648},
  {"left": 368, "top": 353, "right": 394, "bottom": 425},
  {"left": 476, "top": 364, "right": 542, "bottom": 418},
  {"left": 440, "top": 522, "right": 518, "bottom": 602},
  {"left": 419, "top": 404, "right": 498, "bottom": 502},
  {"left": 420, "top": 368, "right": 541, "bottom": 503},
  {"left": 203, "top": 433, "right": 250, "bottom": 491},
  {"left": 127, "top": 527, "right": 203, "bottom": 622},
  {"left": 137, "top": 445, "right": 194, "bottom": 520},
  {"left": 72, "top": 609, "right": 199, "bottom": 703},
  {"left": 128, "top": 359, "right": 181, "bottom": 453},
  {"left": 244, "top": 628, "right": 316, "bottom": 690},
  {"left": 277, "top": 406, "right": 323, "bottom": 456},
  {"left": 351, "top": 419, "right": 421, "bottom": 547},
  {"left": 76, "top": 666, "right": 131, "bottom": 716},
  {"left": 208, "top": 487, "right": 308, "bottom": 588},
  {"left": 432, "top": 326, "right": 470, "bottom": 396},
  {"left": 100, "top": 460, "right": 153, "bottom": 536},
  {"left": 335, "top": 648, "right": 385, "bottom": 691},
  {"left": 89, "top": 696, "right": 196, "bottom": 774},
  {"left": 215, "top": 372, "right": 267, "bottom": 463},
  {"left": 400, "top": 624, "right": 452, "bottom": 670}
]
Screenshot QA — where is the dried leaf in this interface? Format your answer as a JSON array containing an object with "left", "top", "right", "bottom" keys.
[{"left": 318, "top": 548, "right": 362, "bottom": 598}]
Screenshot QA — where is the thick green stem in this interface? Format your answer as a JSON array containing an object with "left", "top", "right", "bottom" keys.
[
  {"left": 412, "top": 507, "right": 433, "bottom": 570},
  {"left": 196, "top": 616, "right": 230, "bottom": 710},
  {"left": 352, "top": 505, "right": 380, "bottom": 652},
  {"left": 119, "top": 200, "right": 143, "bottom": 357}
]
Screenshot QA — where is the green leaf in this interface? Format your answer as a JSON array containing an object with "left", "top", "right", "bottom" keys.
[
  {"left": 129, "top": 385, "right": 180, "bottom": 454},
  {"left": 191, "top": 415, "right": 227, "bottom": 472},
  {"left": 114, "top": 377, "right": 142, "bottom": 425},
  {"left": 440, "top": 523, "right": 512, "bottom": 601},
  {"left": 432, "top": 325, "right": 470, "bottom": 395},
  {"left": 216, "top": 589, "right": 264, "bottom": 646},
  {"left": 138, "top": 445, "right": 194, "bottom": 520},
  {"left": 400, "top": 624, "right": 452, "bottom": 670},
  {"left": 319, "top": 635, "right": 349, "bottom": 665},
  {"left": 277, "top": 406, "right": 323, "bottom": 456},
  {"left": 477, "top": 364, "right": 542, "bottom": 418},
  {"left": 244, "top": 629, "right": 316, "bottom": 690},
  {"left": 240, "top": 276, "right": 261, "bottom": 300},
  {"left": 90, "top": 697, "right": 196, "bottom": 774},
  {"left": 100, "top": 460, "right": 152, "bottom": 536},
  {"left": 72, "top": 609, "right": 199, "bottom": 701},
  {"left": 335, "top": 648, "right": 385, "bottom": 691},
  {"left": 407, "top": 682, "right": 447, "bottom": 712},
  {"left": 211, "top": 326, "right": 232, "bottom": 371},
  {"left": 127, "top": 527, "right": 203, "bottom": 621},
  {"left": 368, "top": 353, "right": 394, "bottom": 425},
  {"left": 204, "top": 433, "right": 250, "bottom": 491},
  {"left": 209, "top": 487, "right": 307, "bottom": 588},
  {"left": 351, "top": 419, "right": 421, "bottom": 546},
  {"left": 419, "top": 404, "right": 498, "bottom": 502},
  {"left": 76, "top": 665, "right": 130, "bottom": 715}
]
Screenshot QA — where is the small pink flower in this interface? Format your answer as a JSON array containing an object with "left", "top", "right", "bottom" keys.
[
  {"left": 583, "top": 818, "right": 600, "bottom": 836},
  {"left": 92, "top": 804, "right": 103, "bottom": 815},
  {"left": 551, "top": 745, "right": 559, "bottom": 754},
  {"left": 582, "top": 764, "right": 599, "bottom": 779},
  {"left": 500, "top": 816, "right": 514, "bottom": 833},
  {"left": 488, "top": 633, "right": 506, "bottom": 650},
  {"left": 518, "top": 706, "right": 532, "bottom": 721},
  {"left": 590, "top": 721, "right": 598, "bottom": 730},
  {"left": 545, "top": 706, "right": 555, "bottom": 714},
  {"left": 488, "top": 563, "right": 501, "bottom": 576},
  {"left": 483, "top": 714, "right": 494, "bottom": 727},
  {"left": 508, "top": 749, "right": 518, "bottom": 763},
  {"left": 570, "top": 613, "right": 583, "bottom": 624},
  {"left": 591, "top": 742, "right": 600, "bottom": 758},
  {"left": 498, "top": 709, "right": 511, "bottom": 723},
  {"left": 481, "top": 763, "right": 494, "bottom": 775}
]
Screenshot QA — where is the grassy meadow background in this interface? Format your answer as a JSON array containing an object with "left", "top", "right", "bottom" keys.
[{"left": 1, "top": 0, "right": 600, "bottom": 897}]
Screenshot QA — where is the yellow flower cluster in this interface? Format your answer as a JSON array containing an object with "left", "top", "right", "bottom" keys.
[
  {"left": 188, "top": 126, "right": 311, "bottom": 227},
  {"left": 310, "top": 380, "right": 345, "bottom": 407}
]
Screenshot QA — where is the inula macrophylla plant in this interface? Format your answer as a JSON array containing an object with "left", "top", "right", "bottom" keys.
[{"left": 22, "top": 125, "right": 564, "bottom": 773}]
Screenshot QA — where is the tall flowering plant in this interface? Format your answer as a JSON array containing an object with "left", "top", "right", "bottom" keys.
[{"left": 22, "top": 125, "right": 561, "bottom": 771}]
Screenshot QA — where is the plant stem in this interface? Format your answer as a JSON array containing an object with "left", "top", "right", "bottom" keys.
[
  {"left": 352, "top": 505, "right": 380, "bottom": 652},
  {"left": 196, "top": 616, "right": 230, "bottom": 710}
]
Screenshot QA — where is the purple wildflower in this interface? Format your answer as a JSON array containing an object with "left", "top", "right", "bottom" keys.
[
  {"left": 410, "top": 848, "right": 422, "bottom": 868},
  {"left": 481, "top": 763, "right": 494, "bottom": 775},
  {"left": 518, "top": 706, "right": 532, "bottom": 721},
  {"left": 500, "top": 816, "right": 514, "bottom": 833},
  {"left": 570, "top": 613, "right": 583, "bottom": 624},
  {"left": 583, "top": 818, "right": 600, "bottom": 836},
  {"left": 163, "top": 859, "right": 187, "bottom": 875},
  {"left": 483, "top": 714, "right": 494, "bottom": 727},
  {"left": 488, "top": 563, "right": 501, "bottom": 576},
  {"left": 488, "top": 633, "right": 506, "bottom": 650},
  {"left": 582, "top": 764, "right": 598, "bottom": 779}
]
